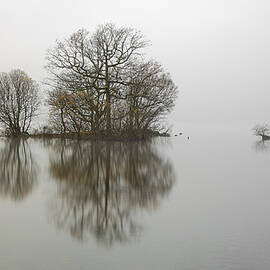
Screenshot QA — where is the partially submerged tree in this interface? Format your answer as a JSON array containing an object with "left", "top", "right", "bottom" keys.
[
  {"left": 46, "top": 23, "right": 177, "bottom": 137},
  {"left": 0, "top": 69, "right": 40, "bottom": 136},
  {"left": 253, "top": 124, "right": 270, "bottom": 140}
]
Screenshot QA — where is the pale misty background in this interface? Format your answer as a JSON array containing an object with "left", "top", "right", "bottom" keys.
[{"left": 0, "top": 0, "right": 269, "bottom": 132}]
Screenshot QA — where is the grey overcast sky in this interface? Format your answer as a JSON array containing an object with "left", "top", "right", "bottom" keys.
[{"left": 0, "top": 0, "right": 269, "bottom": 128}]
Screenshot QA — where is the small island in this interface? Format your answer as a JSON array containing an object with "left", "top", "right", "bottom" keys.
[{"left": 0, "top": 23, "right": 177, "bottom": 140}]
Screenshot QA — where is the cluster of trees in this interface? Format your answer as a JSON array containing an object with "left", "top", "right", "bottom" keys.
[
  {"left": 46, "top": 24, "right": 177, "bottom": 137},
  {"left": 0, "top": 23, "right": 177, "bottom": 138}
]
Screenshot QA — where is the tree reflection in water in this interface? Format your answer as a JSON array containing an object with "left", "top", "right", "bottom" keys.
[
  {"left": 48, "top": 139, "right": 175, "bottom": 246},
  {"left": 253, "top": 140, "right": 270, "bottom": 152},
  {"left": 0, "top": 139, "right": 37, "bottom": 200}
]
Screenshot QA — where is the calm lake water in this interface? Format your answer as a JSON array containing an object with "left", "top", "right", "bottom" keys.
[{"left": 0, "top": 124, "right": 270, "bottom": 270}]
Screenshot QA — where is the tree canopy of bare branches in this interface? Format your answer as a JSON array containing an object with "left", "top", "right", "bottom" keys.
[
  {"left": 0, "top": 69, "right": 40, "bottom": 136},
  {"left": 46, "top": 23, "right": 177, "bottom": 137},
  {"left": 253, "top": 124, "right": 270, "bottom": 140}
]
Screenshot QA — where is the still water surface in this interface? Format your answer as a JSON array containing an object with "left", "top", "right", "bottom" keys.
[{"left": 0, "top": 125, "right": 269, "bottom": 270}]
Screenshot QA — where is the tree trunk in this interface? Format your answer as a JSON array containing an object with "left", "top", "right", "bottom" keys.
[{"left": 106, "top": 92, "right": 111, "bottom": 133}]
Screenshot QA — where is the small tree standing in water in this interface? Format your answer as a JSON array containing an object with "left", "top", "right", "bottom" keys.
[
  {"left": 0, "top": 69, "right": 40, "bottom": 136},
  {"left": 253, "top": 124, "right": 270, "bottom": 140}
]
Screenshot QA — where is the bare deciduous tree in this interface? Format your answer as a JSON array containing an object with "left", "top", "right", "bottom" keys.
[
  {"left": 126, "top": 60, "right": 177, "bottom": 133},
  {"left": 253, "top": 124, "right": 270, "bottom": 140},
  {"left": 0, "top": 69, "right": 40, "bottom": 136},
  {"left": 46, "top": 23, "right": 148, "bottom": 134},
  {"left": 46, "top": 23, "right": 177, "bottom": 137}
]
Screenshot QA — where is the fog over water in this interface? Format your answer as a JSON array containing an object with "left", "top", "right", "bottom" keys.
[
  {"left": 0, "top": 1, "right": 270, "bottom": 269},
  {"left": 1, "top": 0, "right": 269, "bottom": 129}
]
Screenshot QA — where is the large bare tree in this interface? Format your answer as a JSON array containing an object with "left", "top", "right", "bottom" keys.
[
  {"left": 46, "top": 24, "right": 147, "bottom": 133},
  {"left": 0, "top": 69, "right": 40, "bottom": 136},
  {"left": 46, "top": 23, "right": 177, "bottom": 137}
]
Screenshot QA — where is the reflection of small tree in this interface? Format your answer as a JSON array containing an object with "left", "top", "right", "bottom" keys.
[
  {"left": 253, "top": 140, "right": 270, "bottom": 152},
  {"left": 0, "top": 139, "right": 37, "bottom": 200},
  {"left": 253, "top": 124, "right": 270, "bottom": 139},
  {"left": 48, "top": 139, "right": 175, "bottom": 246}
]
